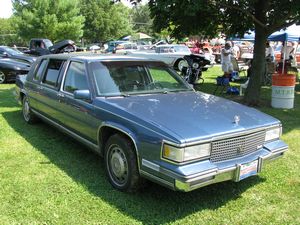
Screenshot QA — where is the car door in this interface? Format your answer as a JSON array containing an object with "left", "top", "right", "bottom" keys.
[
  {"left": 26, "top": 59, "right": 48, "bottom": 110},
  {"left": 35, "top": 58, "right": 66, "bottom": 121},
  {"left": 57, "top": 61, "right": 99, "bottom": 143}
]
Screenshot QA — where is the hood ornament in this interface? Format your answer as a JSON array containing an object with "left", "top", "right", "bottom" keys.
[{"left": 233, "top": 115, "right": 240, "bottom": 125}]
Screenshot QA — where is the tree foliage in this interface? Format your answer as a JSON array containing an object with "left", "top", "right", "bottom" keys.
[
  {"left": 0, "top": 18, "right": 22, "bottom": 46},
  {"left": 148, "top": 0, "right": 300, "bottom": 105},
  {"left": 80, "top": 0, "right": 133, "bottom": 43},
  {"left": 12, "top": 0, "right": 84, "bottom": 42},
  {"left": 130, "top": 4, "right": 153, "bottom": 35}
]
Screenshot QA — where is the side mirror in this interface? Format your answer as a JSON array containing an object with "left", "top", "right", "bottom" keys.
[
  {"left": 2, "top": 52, "right": 9, "bottom": 57},
  {"left": 74, "top": 90, "right": 91, "bottom": 102}
]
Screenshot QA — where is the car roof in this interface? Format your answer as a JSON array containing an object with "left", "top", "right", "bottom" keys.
[{"left": 39, "top": 53, "right": 162, "bottom": 63}]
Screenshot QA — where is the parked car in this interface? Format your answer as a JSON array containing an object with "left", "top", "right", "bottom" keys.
[
  {"left": 15, "top": 54, "right": 288, "bottom": 192},
  {"left": 115, "top": 42, "right": 138, "bottom": 54},
  {"left": 24, "top": 38, "right": 76, "bottom": 56},
  {"left": 0, "top": 58, "right": 31, "bottom": 83},
  {"left": 105, "top": 41, "right": 128, "bottom": 53},
  {"left": 0, "top": 46, "right": 36, "bottom": 64}
]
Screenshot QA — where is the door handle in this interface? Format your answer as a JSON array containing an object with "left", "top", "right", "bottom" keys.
[{"left": 37, "top": 86, "right": 43, "bottom": 90}]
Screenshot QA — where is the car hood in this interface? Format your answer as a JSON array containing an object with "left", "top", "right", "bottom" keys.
[
  {"left": 0, "top": 58, "right": 31, "bottom": 70},
  {"left": 103, "top": 91, "right": 279, "bottom": 143},
  {"left": 11, "top": 54, "right": 36, "bottom": 64}
]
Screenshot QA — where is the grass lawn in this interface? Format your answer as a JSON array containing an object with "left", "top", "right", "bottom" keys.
[{"left": 0, "top": 66, "right": 299, "bottom": 225}]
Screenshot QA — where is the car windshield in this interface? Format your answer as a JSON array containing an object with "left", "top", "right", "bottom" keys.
[
  {"left": 90, "top": 61, "right": 193, "bottom": 97},
  {"left": 3, "top": 47, "right": 23, "bottom": 55},
  {"left": 173, "top": 45, "right": 191, "bottom": 53}
]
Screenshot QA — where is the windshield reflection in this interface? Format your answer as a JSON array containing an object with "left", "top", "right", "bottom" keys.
[{"left": 89, "top": 61, "right": 192, "bottom": 97}]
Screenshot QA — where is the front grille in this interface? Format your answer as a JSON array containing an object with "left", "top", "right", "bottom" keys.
[{"left": 210, "top": 131, "right": 265, "bottom": 162}]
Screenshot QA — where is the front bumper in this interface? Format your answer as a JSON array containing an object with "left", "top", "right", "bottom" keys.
[{"left": 140, "top": 140, "right": 288, "bottom": 192}]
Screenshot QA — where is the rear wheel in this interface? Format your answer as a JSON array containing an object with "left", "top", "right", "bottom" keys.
[
  {"left": 104, "top": 134, "right": 142, "bottom": 192},
  {"left": 22, "top": 96, "right": 38, "bottom": 124},
  {"left": 0, "top": 71, "right": 6, "bottom": 84}
]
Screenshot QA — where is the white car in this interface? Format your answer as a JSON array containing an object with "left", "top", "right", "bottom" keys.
[{"left": 126, "top": 44, "right": 192, "bottom": 70}]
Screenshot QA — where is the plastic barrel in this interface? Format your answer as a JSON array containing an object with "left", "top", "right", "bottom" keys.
[{"left": 271, "top": 74, "right": 296, "bottom": 109}]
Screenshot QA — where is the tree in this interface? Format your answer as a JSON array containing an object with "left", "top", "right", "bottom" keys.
[
  {"left": 12, "top": 0, "right": 84, "bottom": 42},
  {"left": 147, "top": 0, "right": 300, "bottom": 105},
  {"left": 131, "top": 4, "right": 153, "bottom": 35},
  {"left": 0, "top": 18, "right": 22, "bottom": 46},
  {"left": 80, "top": 0, "right": 133, "bottom": 43}
]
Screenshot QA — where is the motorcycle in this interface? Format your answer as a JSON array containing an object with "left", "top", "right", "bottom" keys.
[{"left": 180, "top": 54, "right": 211, "bottom": 85}]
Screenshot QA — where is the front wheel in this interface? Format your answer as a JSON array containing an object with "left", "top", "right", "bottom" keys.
[
  {"left": 104, "top": 134, "right": 143, "bottom": 192},
  {"left": 22, "top": 96, "right": 38, "bottom": 124},
  {"left": 0, "top": 71, "right": 7, "bottom": 84},
  {"left": 175, "top": 59, "right": 188, "bottom": 71}
]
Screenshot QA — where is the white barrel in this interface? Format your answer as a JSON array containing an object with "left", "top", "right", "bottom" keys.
[{"left": 271, "top": 86, "right": 295, "bottom": 109}]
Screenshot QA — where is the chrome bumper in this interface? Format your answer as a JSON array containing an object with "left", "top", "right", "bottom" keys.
[
  {"left": 141, "top": 146, "right": 288, "bottom": 192},
  {"left": 174, "top": 147, "right": 287, "bottom": 192}
]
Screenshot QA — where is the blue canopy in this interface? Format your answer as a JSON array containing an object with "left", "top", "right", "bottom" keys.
[
  {"left": 229, "top": 31, "right": 255, "bottom": 41},
  {"left": 231, "top": 25, "right": 300, "bottom": 42},
  {"left": 268, "top": 25, "right": 300, "bottom": 42}
]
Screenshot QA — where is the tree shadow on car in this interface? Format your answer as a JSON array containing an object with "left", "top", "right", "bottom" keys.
[{"left": 2, "top": 109, "right": 266, "bottom": 224}]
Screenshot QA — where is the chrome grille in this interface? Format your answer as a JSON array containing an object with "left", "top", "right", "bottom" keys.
[{"left": 210, "top": 131, "right": 265, "bottom": 162}]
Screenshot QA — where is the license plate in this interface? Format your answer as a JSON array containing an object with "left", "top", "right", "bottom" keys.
[{"left": 239, "top": 160, "right": 258, "bottom": 181}]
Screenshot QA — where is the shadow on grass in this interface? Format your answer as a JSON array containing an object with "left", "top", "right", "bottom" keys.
[{"left": 3, "top": 108, "right": 265, "bottom": 224}]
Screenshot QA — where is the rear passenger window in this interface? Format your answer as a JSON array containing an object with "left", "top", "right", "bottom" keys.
[
  {"left": 43, "top": 59, "right": 64, "bottom": 87},
  {"left": 63, "top": 62, "right": 88, "bottom": 94},
  {"left": 34, "top": 59, "right": 47, "bottom": 81}
]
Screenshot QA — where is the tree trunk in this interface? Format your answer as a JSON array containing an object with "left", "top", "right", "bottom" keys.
[{"left": 244, "top": 1, "right": 269, "bottom": 106}]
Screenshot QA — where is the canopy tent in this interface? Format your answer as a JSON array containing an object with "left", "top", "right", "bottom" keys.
[
  {"left": 268, "top": 24, "right": 300, "bottom": 42},
  {"left": 230, "top": 25, "right": 300, "bottom": 42},
  {"left": 121, "top": 32, "right": 152, "bottom": 41}
]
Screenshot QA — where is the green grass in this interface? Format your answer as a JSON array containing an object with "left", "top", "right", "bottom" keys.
[{"left": 0, "top": 68, "right": 299, "bottom": 224}]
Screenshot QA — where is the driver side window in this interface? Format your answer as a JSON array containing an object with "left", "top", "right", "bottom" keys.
[{"left": 63, "top": 62, "right": 89, "bottom": 94}]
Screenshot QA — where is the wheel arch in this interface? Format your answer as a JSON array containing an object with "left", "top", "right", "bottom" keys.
[
  {"left": 173, "top": 57, "right": 185, "bottom": 71},
  {"left": 97, "top": 123, "right": 140, "bottom": 169}
]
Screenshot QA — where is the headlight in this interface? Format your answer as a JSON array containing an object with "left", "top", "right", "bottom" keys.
[
  {"left": 163, "top": 143, "right": 211, "bottom": 163},
  {"left": 265, "top": 127, "right": 281, "bottom": 142}
]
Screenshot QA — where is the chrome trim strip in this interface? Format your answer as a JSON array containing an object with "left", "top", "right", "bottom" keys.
[
  {"left": 32, "top": 109, "right": 100, "bottom": 153},
  {"left": 142, "top": 159, "right": 160, "bottom": 172},
  {"left": 140, "top": 170, "right": 174, "bottom": 189},
  {"left": 97, "top": 123, "right": 141, "bottom": 173},
  {"left": 160, "top": 166, "right": 218, "bottom": 181}
]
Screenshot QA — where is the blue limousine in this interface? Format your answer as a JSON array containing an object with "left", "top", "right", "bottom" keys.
[{"left": 15, "top": 54, "right": 288, "bottom": 192}]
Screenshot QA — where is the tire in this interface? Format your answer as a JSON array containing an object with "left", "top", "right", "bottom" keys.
[
  {"left": 22, "top": 95, "right": 38, "bottom": 124},
  {"left": 175, "top": 59, "right": 187, "bottom": 71},
  {"left": 104, "top": 134, "right": 142, "bottom": 192},
  {"left": 0, "top": 71, "right": 6, "bottom": 84}
]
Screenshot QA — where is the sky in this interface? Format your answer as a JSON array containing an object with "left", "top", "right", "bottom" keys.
[
  {"left": 0, "top": 0, "right": 13, "bottom": 18},
  {"left": 0, "top": 0, "right": 147, "bottom": 18}
]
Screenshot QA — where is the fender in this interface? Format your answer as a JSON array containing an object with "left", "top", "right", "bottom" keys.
[{"left": 97, "top": 121, "right": 140, "bottom": 169}]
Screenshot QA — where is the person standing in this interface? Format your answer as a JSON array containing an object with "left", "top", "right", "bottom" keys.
[
  {"left": 221, "top": 42, "right": 234, "bottom": 77},
  {"left": 265, "top": 42, "right": 275, "bottom": 62}
]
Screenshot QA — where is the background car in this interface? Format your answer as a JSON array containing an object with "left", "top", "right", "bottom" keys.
[
  {"left": 0, "top": 46, "right": 36, "bottom": 64},
  {"left": 0, "top": 58, "right": 31, "bottom": 83}
]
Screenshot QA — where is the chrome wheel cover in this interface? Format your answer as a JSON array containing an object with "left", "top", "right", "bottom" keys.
[
  {"left": 23, "top": 98, "right": 30, "bottom": 122},
  {"left": 108, "top": 145, "right": 128, "bottom": 186},
  {"left": 178, "top": 60, "right": 188, "bottom": 71},
  {"left": 0, "top": 71, "right": 5, "bottom": 83}
]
